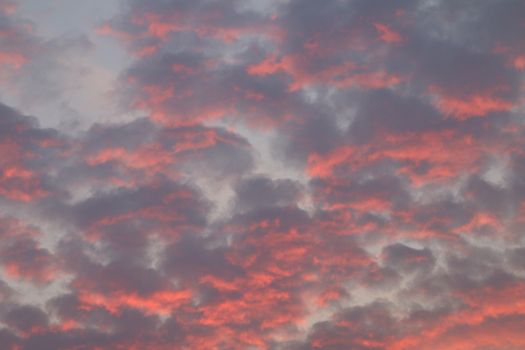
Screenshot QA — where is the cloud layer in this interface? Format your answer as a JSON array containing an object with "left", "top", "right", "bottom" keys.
[{"left": 1, "top": 0, "right": 525, "bottom": 349}]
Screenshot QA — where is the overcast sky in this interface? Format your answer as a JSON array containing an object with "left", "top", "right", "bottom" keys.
[{"left": 0, "top": 0, "right": 525, "bottom": 349}]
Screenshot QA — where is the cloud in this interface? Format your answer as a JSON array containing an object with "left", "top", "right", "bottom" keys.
[
  {"left": 0, "top": 103, "right": 63, "bottom": 202},
  {"left": 0, "top": 0, "right": 524, "bottom": 349}
]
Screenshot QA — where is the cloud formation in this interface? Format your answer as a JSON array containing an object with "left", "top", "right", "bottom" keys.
[{"left": 1, "top": 0, "right": 525, "bottom": 349}]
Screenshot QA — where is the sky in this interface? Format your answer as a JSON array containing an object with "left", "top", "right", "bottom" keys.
[{"left": 0, "top": 0, "right": 524, "bottom": 349}]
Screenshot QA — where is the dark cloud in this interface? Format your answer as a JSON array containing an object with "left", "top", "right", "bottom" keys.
[
  {"left": 233, "top": 175, "right": 304, "bottom": 212},
  {"left": 0, "top": 103, "right": 64, "bottom": 202},
  {"left": 382, "top": 243, "right": 436, "bottom": 274},
  {"left": 4, "top": 305, "right": 49, "bottom": 333}
]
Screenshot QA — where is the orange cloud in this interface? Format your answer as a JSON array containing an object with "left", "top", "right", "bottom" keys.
[
  {"left": 79, "top": 289, "right": 192, "bottom": 316},
  {"left": 373, "top": 22, "right": 402, "bottom": 43},
  {"left": 247, "top": 54, "right": 402, "bottom": 91},
  {"left": 0, "top": 51, "right": 27, "bottom": 69},
  {"left": 429, "top": 86, "right": 514, "bottom": 119}
]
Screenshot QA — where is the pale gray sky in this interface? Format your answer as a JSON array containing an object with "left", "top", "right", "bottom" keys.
[{"left": 1, "top": 0, "right": 134, "bottom": 131}]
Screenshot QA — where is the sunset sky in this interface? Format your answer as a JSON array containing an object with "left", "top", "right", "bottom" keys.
[{"left": 1, "top": 0, "right": 525, "bottom": 349}]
